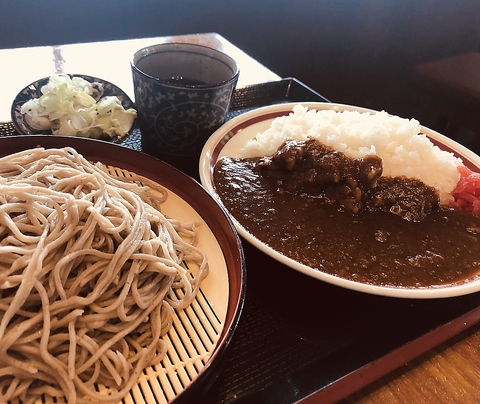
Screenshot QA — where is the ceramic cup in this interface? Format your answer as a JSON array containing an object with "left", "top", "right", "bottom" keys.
[{"left": 131, "top": 42, "right": 239, "bottom": 178}]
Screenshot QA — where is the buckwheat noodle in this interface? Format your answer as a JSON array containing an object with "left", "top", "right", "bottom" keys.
[{"left": 0, "top": 147, "right": 209, "bottom": 403}]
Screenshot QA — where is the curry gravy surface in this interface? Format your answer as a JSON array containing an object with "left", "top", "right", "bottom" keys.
[{"left": 213, "top": 157, "right": 480, "bottom": 288}]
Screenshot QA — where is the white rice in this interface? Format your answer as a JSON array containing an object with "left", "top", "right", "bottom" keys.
[{"left": 239, "top": 105, "right": 463, "bottom": 204}]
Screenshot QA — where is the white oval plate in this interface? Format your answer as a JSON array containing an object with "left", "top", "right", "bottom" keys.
[{"left": 199, "top": 102, "right": 480, "bottom": 299}]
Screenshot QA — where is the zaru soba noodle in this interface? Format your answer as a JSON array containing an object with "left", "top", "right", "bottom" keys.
[{"left": 0, "top": 147, "right": 208, "bottom": 403}]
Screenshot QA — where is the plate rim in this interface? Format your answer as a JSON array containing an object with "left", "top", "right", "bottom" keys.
[{"left": 200, "top": 101, "right": 480, "bottom": 299}]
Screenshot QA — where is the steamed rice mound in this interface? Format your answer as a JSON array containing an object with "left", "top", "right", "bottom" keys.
[{"left": 239, "top": 105, "right": 463, "bottom": 204}]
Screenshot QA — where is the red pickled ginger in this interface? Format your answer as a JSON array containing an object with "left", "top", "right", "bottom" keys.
[{"left": 451, "top": 165, "right": 480, "bottom": 217}]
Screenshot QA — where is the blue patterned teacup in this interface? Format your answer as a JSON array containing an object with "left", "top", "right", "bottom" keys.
[{"left": 131, "top": 43, "right": 239, "bottom": 178}]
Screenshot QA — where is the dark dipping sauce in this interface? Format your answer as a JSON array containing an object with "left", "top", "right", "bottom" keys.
[{"left": 213, "top": 139, "right": 480, "bottom": 288}]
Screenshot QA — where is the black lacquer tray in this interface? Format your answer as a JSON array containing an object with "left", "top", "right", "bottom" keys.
[{"left": 1, "top": 77, "right": 479, "bottom": 404}]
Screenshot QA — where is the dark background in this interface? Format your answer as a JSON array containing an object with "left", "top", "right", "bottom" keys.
[{"left": 2, "top": 0, "right": 480, "bottom": 149}]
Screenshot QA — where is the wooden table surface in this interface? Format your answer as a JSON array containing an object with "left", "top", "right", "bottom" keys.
[
  {"left": 1, "top": 32, "right": 479, "bottom": 403},
  {"left": 342, "top": 322, "right": 480, "bottom": 403}
]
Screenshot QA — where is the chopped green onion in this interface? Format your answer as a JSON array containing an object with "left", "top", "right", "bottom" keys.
[{"left": 20, "top": 74, "right": 136, "bottom": 140}]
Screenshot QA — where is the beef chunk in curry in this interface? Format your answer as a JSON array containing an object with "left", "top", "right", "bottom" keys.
[{"left": 256, "top": 138, "right": 439, "bottom": 222}]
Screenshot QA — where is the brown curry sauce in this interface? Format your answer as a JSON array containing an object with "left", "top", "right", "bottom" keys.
[{"left": 213, "top": 139, "right": 480, "bottom": 288}]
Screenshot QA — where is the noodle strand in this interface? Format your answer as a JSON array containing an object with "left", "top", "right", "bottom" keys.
[{"left": 0, "top": 147, "right": 208, "bottom": 403}]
